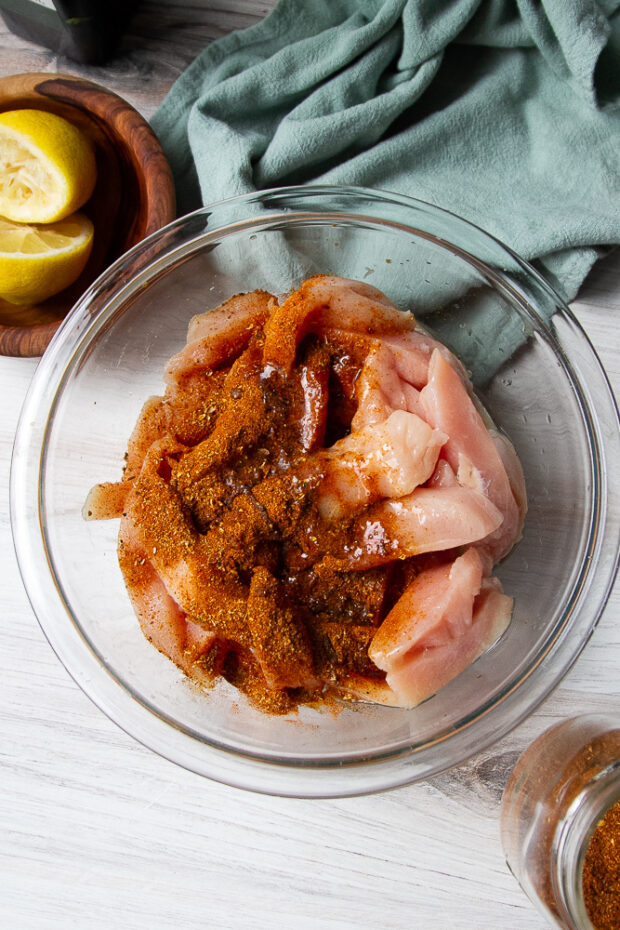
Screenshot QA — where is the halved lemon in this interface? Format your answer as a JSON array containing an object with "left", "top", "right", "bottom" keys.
[
  {"left": 0, "top": 109, "right": 97, "bottom": 224},
  {"left": 0, "top": 212, "right": 94, "bottom": 305}
]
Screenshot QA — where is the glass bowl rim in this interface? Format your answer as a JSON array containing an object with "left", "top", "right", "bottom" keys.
[{"left": 10, "top": 184, "right": 620, "bottom": 797}]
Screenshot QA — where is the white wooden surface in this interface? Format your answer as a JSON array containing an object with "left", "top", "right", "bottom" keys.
[{"left": 1, "top": 4, "right": 619, "bottom": 928}]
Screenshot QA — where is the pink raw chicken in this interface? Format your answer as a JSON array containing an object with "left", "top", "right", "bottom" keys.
[
  {"left": 351, "top": 344, "right": 410, "bottom": 429},
  {"left": 316, "top": 409, "right": 447, "bottom": 521},
  {"left": 420, "top": 349, "right": 525, "bottom": 561},
  {"left": 492, "top": 429, "right": 528, "bottom": 521},
  {"left": 369, "top": 549, "right": 512, "bottom": 707},
  {"left": 164, "top": 290, "right": 273, "bottom": 384},
  {"left": 333, "top": 485, "right": 503, "bottom": 569},
  {"left": 381, "top": 329, "right": 471, "bottom": 390},
  {"left": 333, "top": 334, "right": 431, "bottom": 431},
  {"left": 117, "top": 506, "right": 219, "bottom": 686},
  {"left": 262, "top": 275, "right": 416, "bottom": 375},
  {"left": 427, "top": 458, "right": 459, "bottom": 489}
]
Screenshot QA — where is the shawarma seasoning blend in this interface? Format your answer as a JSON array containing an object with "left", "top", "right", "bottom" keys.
[
  {"left": 582, "top": 797, "right": 620, "bottom": 929},
  {"left": 501, "top": 714, "right": 620, "bottom": 929}
]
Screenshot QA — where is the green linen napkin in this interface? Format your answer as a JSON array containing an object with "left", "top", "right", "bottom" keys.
[{"left": 152, "top": 0, "right": 620, "bottom": 364}]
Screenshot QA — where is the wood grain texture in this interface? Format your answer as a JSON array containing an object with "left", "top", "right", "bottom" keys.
[
  {"left": 0, "top": 4, "right": 618, "bottom": 929},
  {"left": 0, "top": 71, "right": 176, "bottom": 357}
]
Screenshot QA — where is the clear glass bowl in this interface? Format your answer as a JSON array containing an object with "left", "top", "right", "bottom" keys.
[{"left": 10, "top": 186, "right": 620, "bottom": 798}]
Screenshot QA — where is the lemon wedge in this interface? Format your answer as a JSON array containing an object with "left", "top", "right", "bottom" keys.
[
  {"left": 0, "top": 213, "right": 94, "bottom": 305},
  {"left": 0, "top": 109, "right": 97, "bottom": 224}
]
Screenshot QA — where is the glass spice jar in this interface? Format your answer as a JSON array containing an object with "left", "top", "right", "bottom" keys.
[{"left": 501, "top": 714, "right": 620, "bottom": 930}]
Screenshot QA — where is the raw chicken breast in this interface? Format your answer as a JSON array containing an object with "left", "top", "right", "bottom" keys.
[
  {"left": 351, "top": 344, "right": 409, "bottom": 430},
  {"left": 247, "top": 567, "right": 318, "bottom": 690},
  {"left": 427, "top": 459, "right": 459, "bottom": 489},
  {"left": 333, "top": 486, "right": 503, "bottom": 569},
  {"left": 262, "top": 275, "right": 415, "bottom": 374},
  {"left": 83, "top": 479, "right": 130, "bottom": 521},
  {"left": 491, "top": 429, "right": 528, "bottom": 527},
  {"left": 317, "top": 410, "right": 446, "bottom": 521},
  {"left": 382, "top": 329, "right": 471, "bottom": 390},
  {"left": 420, "top": 349, "right": 520, "bottom": 560},
  {"left": 164, "top": 290, "right": 273, "bottom": 384},
  {"left": 299, "top": 342, "right": 330, "bottom": 451},
  {"left": 86, "top": 276, "right": 526, "bottom": 716},
  {"left": 348, "top": 340, "right": 429, "bottom": 430},
  {"left": 369, "top": 549, "right": 512, "bottom": 706},
  {"left": 124, "top": 442, "right": 248, "bottom": 638},
  {"left": 124, "top": 439, "right": 317, "bottom": 691},
  {"left": 117, "top": 505, "right": 219, "bottom": 678}
]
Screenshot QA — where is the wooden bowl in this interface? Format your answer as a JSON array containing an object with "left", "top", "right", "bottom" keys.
[{"left": 0, "top": 72, "right": 176, "bottom": 357}]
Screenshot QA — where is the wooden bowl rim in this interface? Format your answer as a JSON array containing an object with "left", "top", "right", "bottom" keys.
[{"left": 0, "top": 72, "right": 176, "bottom": 358}]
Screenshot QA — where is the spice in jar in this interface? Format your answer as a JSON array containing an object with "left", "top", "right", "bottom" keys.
[
  {"left": 501, "top": 714, "right": 620, "bottom": 930},
  {"left": 582, "top": 797, "right": 620, "bottom": 930}
]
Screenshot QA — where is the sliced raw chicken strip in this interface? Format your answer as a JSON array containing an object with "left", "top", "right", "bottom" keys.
[
  {"left": 124, "top": 395, "right": 168, "bottom": 480},
  {"left": 164, "top": 290, "right": 273, "bottom": 384},
  {"left": 348, "top": 342, "right": 429, "bottom": 431},
  {"left": 82, "top": 393, "right": 169, "bottom": 519},
  {"left": 377, "top": 334, "right": 430, "bottom": 388},
  {"left": 382, "top": 329, "right": 471, "bottom": 390},
  {"left": 491, "top": 429, "right": 528, "bottom": 528},
  {"left": 117, "top": 506, "right": 219, "bottom": 678},
  {"left": 316, "top": 409, "right": 446, "bottom": 521},
  {"left": 247, "top": 567, "right": 317, "bottom": 690},
  {"left": 83, "top": 479, "right": 130, "bottom": 521},
  {"left": 327, "top": 325, "right": 466, "bottom": 396},
  {"left": 299, "top": 342, "right": 330, "bottom": 452},
  {"left": 351, "top": 344, "right": 408, "bottom": 430},
  {"left": 322, "top": 330, "right": 424, "bottom": 431},
  {"left": 369, "top": 549, "right": 512, "bottom": 706},
  {"left": 332, "top": 674, "right": 404, "bottom": 707},
  {"left": 173, "top": 342, "right": 271, "bottom": 491},
  {"left": 331, "top": 486, "right": 503, "bottom": 570},
  {"left": 420, "top": 349, "right": 522, "bottom": 561},
  {"left": 123, "top": 440, "right": 250, "bottom": 644},
  {"left": 370, "top": 549, "right": 483, "bottom": 663},
  {"left": 262, "top": 275, "right": 415, "bottom": 375},
  {"left": 427, "top": 458, "right": 459, "bottom": 489},
  {"left": 125, "top": 441, "right": 319, "bottom": 694},
  {"left": 119, "top": 518, "right": 188, "bottom": 662}
]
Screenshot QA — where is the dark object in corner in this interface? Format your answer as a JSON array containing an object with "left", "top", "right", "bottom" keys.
[{"left": 0, "top": 0, "right": 139, "bottom": 64}]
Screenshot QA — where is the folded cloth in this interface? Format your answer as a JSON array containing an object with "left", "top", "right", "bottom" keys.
[{"left": 152, "top": 0, "right": 620, "bottom": 306}]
